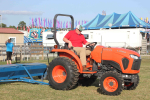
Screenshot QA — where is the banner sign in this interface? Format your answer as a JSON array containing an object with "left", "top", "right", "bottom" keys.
[{"left": 29, "top": 28, "right": 45, "bottom": 39}]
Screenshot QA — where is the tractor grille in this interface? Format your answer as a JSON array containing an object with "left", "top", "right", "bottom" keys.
[
  {"left": 122, "top": 58, "right": 129, "bottom": 70},
  {"left": 131, "top": 59, "right": 141, "bottom": 70}
]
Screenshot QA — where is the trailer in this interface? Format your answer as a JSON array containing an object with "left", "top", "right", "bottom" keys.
[
  {"left": 43, "top": 28, "right": 146, "bottom": 53},
  {"left": 0, "top": 63, "right": 49, "bottom": 85}
]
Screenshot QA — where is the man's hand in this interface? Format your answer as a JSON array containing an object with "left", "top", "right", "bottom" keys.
[
  {"left": 86, "top": 42, "right": 95, "bottom": 46},
  {"left": 90, "top": 43, "right": 95, "bottom": 46},
  {"left": 5, "top": 40, "right": 8, "bottom": 44},
  {"left": 63, "top": 37, "right": 73, "bottom": 48},
  {"left": 68, "top": 42, "right": 73, "bottom": 48},
  {"left": 12, "top": 47, "right": 14, "bottom": 54}
]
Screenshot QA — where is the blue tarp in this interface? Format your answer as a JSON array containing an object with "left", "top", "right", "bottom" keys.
[
  {"left": 24, "top": 36, "right": 33, "bottom": 43},
  {"left": 83, "top": 11, "right": 150, "bottom": 29}
]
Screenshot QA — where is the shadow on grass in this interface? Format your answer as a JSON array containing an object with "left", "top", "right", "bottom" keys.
[
  {"left": 97, "top": 88, "right": 104, "bottom": 95},
  {"left": 76, "top": 79, "right": 99, "bottom": 88},
  {"left": 91, "top": 79, "right": 99, "bottom": 87}
]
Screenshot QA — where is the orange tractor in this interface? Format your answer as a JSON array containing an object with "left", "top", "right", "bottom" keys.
[{"left": 47, "top": 14, "right": 141, "bottom": 95}]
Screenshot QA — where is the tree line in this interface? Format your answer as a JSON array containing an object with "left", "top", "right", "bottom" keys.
[{"left": 0, "top": 21, "right": 26, "bottom": 29}]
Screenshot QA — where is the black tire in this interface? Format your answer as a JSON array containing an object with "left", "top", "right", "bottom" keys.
[
  {"left": 47, "top": 57, "right": 79, "bottom": 90},
  {"left": 78, "top": 75, "right": 97, "bottom": 86},
  {"left": 99, "top": 71, "right": 124, "bottom": 95},
  {"left": 124, "top": 74, "right": 139, "bottom": 90}
]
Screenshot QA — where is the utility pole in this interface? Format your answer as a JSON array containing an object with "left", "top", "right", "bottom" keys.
[{"left": 0, "top": 15, "right": 2, "bottom": 28}]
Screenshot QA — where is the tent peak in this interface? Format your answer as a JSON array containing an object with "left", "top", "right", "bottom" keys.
[{"left": 128, "top": 11, "right": 132, "bottom": 13}]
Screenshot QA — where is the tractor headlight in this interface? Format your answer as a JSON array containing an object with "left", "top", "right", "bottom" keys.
[{"left": 130, "top": 55, "right": 138, "bottom": 59}]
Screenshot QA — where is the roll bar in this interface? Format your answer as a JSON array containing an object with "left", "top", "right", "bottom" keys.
[{"left": 52, "top": 14, "right": 74, "bottom": 49}]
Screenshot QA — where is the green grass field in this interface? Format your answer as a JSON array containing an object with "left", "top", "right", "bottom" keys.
[{"left": 0, "top": 58, "right": 150, "bottom": 100}]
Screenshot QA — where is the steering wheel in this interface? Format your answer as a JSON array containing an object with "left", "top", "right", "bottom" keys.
[{"left": 86, "top": 42, "right": 97, "bottom": 51}]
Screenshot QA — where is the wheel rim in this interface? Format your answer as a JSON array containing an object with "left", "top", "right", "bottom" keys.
[
  {"left": 52, "top": 65, "right": 67, "bottom": 83},
  {"left": 103, "top": 77, "right": 118, "bottom": 92}
]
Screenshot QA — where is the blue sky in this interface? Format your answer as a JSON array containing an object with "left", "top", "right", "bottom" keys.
[{"left": 0, "top": 0, "right": 150, "bottom": 27}]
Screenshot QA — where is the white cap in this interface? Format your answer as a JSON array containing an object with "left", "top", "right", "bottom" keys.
[{"left": 76, "top": 25, "right": 84, "bottom": 31}]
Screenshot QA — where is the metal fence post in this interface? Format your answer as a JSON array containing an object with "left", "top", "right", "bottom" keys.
[
  {"left": 24, "top": 44, "right": 25, "bottom": 61},
  {"left": 20, "top": 45, "right": 22, "bottom": 62}
]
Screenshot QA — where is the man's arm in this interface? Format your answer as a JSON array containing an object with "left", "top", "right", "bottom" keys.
[
  {"left": 63, "top": 37, "right": 72, "bottom": 48},
  {"left": 85, "top": 42, "right": 90, "bottom": 46},
  {"left": 63, "top": 37, "right": 71, "bottom": 44},
  {"left": 5, "top": 40, "right": 8, "bottom": 44}
]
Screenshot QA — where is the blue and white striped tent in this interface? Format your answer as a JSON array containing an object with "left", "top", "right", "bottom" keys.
[
  {"left": 24, "top": 36, "right": 33, "bottom": 43},
  {"left": 83, "top": 11, "right": 150, "bottom": 29}
]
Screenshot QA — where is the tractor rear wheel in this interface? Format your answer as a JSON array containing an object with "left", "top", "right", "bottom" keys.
[
  {"left": 47, "top": 57, "right": 79, "bottom": 90},
  {"left": 78, "top": 75, "right": 97, "bottom": 86},
  {"left": 99, "top": 71, "right": 124, "bottom": 95},
  {"left": 124, "top": 74, "right": 139, "bottom": 90}
]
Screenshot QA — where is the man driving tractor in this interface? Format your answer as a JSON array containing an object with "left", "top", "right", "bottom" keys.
[
  {"left": 63, "top": 25, "right": 92, "bottom": 71},
  {"left": 48, "top": 14, "right": 141, "bottom": 95}
]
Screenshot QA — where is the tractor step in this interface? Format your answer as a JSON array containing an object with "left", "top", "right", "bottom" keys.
[{"left": 82, "top": 71, "right": 97, "bottom": 73}]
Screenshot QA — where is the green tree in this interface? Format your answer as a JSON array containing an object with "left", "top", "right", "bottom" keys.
[
  {"left": 18, "top": 21, "right": 26, "bottom": 27},
  {"left": 8, "top": 25, "right": 16, "bottom": 29},
  {"left": 0, "top": 23, "right": 7, "bottom": 28}
]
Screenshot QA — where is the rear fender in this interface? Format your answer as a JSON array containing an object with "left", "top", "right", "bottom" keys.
[
  {"left": 51, "top": 49, "right": 83, "bottom": 72},
  {"left": 91, "top": 45, "right": 104, "bottom": 63}
]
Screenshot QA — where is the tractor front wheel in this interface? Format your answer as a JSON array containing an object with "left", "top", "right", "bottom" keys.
[
  {"left": 99, "top": 71, "right": 124, "bottom": 95},
  {"left": 47, "top": 57, "right": 79, "bottom": 90}
]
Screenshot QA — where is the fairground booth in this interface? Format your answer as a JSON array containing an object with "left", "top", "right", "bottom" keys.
[{"left": 28, "top": 28, "right": 51, "bottom": 45}]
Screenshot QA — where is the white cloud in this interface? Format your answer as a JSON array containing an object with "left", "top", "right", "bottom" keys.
[{"left": 0, "top": 10, "right": 43, "bottom": 15}]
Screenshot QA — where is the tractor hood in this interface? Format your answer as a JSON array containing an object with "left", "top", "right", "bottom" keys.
[
  {"left": 94, "top": 45, "right": 140, "bottom": 57},
  {"left": 91, "top": 45, "right": 140, "bottom": 63},
  {"left": 110, "top": 47, "right": 140, "bottom": 57},
  {"left": 101, "top": 46, "right": 141, "bottom": 62}
]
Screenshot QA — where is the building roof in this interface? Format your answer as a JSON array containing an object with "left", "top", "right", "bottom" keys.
[{"left": 0, "top": 28, "right": 24, "bottom": 34}]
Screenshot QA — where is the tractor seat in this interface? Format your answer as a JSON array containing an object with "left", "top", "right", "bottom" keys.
[{"left": 61, "top": 43, "right": 69, "bottom": 49}]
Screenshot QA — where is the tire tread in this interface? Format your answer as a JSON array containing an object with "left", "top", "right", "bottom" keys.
[
  {"left": 48, "top": 57, "right": 79, "bottom": 90},
  {"left": 99, "top": 71, "right": 124, "bottom": 96}
]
